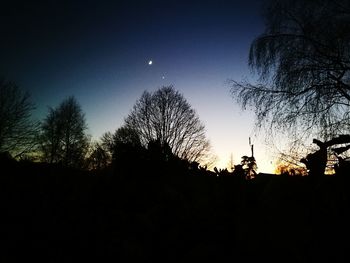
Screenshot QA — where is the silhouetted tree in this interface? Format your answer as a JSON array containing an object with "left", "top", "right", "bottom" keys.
[
  {"left": 0, "top": 78, "right": 38, "bottom": 157},
  {"left": 240, "top": 155, "right": 257, "bottom": 179},
  {"left": 147, "top": 138, "right": 173, "bottom": 163},
  {"left": 111, "top": 125, "right": 143, "bottom": 161},
  {"left": 40, "top": 96, "right": 89, "bottom": 168},
  {"left": 40, "top": 108, "right": 62, "bottom": 164},
  {"left": 113, "top": 126, "right": 142, "bottom": 148},
  {"left": 85, "top": 132, "right": 115, "bottom": 168},
  {"left": 124, "top": 86, "right": 211, "bottom": 163},
  {"left": 100, "top": 131, "right": 115, "bottom": 156},
  {"left": 231, "top": 0, "right": 350, "bottom": 141},
  {"left": 86, "top": 142, "right": 110, "bottom": 170},
  {"left": 301, "top": 139, "right": 328, "bottom": 177},
  {"left": 301, "top": 135, "right": 350, "bottom": 176},
  {"left": 97, "top": 126, "right": 148, "bottom": 173}
]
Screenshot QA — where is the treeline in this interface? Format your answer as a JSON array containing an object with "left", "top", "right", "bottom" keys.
[
  {"left": 1, "top": 150, "right": 349, "bottom": 262},
  {"left": 1, "top": 79, "right": 350, "bottom": 262},
  {"left": 0, "top": 80, "right": 214, "bottom": 171}
]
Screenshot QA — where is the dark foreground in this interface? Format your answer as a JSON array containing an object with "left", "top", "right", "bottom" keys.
[{"left": 1, "top": 161, "right": 349, "bottom": 262}]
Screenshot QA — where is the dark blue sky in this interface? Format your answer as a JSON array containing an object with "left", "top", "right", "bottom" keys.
[{"left": 0, "top": 0, "right": 275, "bottom": 171}]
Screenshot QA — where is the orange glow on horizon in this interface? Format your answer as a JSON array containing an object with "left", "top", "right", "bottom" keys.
[{"left": 212, "top": 154, "right": 276, "bottom": 174}]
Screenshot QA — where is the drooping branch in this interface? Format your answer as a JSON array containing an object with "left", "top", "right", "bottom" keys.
[{"left": 231, "top": 0, "right": 350, "bottom": 141}]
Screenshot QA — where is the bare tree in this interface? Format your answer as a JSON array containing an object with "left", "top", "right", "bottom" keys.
[
  {"left": 40, "top": 96, "right": 89, "bottom": 168},
  {"left": 0, "top": 78, "right": 38, "bottom": 157},
  {"left": 100, "top": 131, "right": 115, "bottom": 156},
  {"left": 124, "top": 86, "right": 212, "bottom": 163},
  {"left": 231, "top": 0, "right": 350, "bottom": 142},
  {"left": 40, "top": 108, "right": 63, "bottom": 164}
]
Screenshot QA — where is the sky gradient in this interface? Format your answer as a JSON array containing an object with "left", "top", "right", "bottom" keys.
[{"left": 0, "top": 0, "right": 276, "bottom": 172}]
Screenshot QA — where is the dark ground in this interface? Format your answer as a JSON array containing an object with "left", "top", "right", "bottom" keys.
[{"left": 1, "top": 160, "right": 349, "bottom": 262}]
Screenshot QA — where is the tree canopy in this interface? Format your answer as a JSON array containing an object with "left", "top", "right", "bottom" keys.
[
  {"left": 40, "top": 96, "right": 89, "bottom": 168},
  {"left": 0, "top": 78, "right": 38, "bottom": 157},
  {"left": 124, "top": 86, "right": 212, "bottom": 163},
  {"left": 231, "top": 0, "right": 350, "bottom": 141}
]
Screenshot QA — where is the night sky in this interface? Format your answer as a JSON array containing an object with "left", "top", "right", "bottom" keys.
[{"left": 0, "top": 0, "right": 275, "bottom": 172}]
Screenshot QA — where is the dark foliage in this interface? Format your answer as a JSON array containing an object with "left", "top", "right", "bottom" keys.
[
  {"left": 1, "top": 153, "right": 349, "bottom": 262},
  {"left": 39, "top": 96, "right": 89, "bottom": 168}
]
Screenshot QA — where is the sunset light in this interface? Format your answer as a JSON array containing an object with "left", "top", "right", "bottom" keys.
[{"left": 1, "top": 0, "right": 349, "bottom": 261}]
